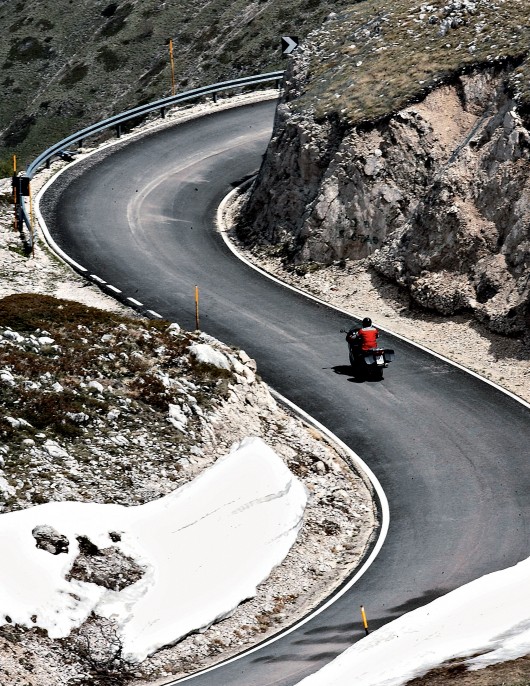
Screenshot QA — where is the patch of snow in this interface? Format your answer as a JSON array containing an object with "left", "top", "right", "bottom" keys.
[
  {"left": 295, "top": 556, "right": 530, "bottom": 686},
  {"left": 0, "top": 438, "right": 307, "bottom": 662}
]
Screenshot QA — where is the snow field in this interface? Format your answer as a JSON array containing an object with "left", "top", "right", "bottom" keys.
[
  {"left": 0, "top": 437, "right": 307, "bottom": 662},
  {"left": 295, "top": 555, "right": 530, "bottom": 685}
]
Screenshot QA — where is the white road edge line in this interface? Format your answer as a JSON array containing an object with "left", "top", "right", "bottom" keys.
[
  {"left": 106, "top": 285, "right": 122, "bottom": 294},
  {"left": 90, "top": 274, "right": 106, "bottom": 283},
  {"left": 216, "top": 180, "right": 530, "bottom": 412},
  {"left": 170, "top": 389, "right": 390, "bottom": 685},
  {"left": 127, "top": 297, "right": 144, "bottom": 307},
  {"left": 31, "top": 190, "right": 87, "bottom": 272},
  {"left": 147, "top": 310, "right": 164, "bottom": 319}
]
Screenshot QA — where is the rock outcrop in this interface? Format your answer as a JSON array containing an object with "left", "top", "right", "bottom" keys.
[
  {"left": 240, "top": 16, "right": 530, "bottom": 336},
  {"left": 66, "top": 535, "right": 144, "bottom": 591},
  {"left": 32, "top": 525, "right": 69, "bottom": 555},
  {"left": 371, "top": 73, "right": 530, "bottom": 335}
]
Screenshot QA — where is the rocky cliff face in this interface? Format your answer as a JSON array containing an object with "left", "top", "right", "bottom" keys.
[
  {"left": 241, "top": 64, "right": 530, "bottom": 335},
  {"left": 239, "top": 1, "right": 530, "bottom": 337}
]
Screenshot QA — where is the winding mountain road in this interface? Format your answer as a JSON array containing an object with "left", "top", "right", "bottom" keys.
[{"left": 40, "top": 99, "right": 530, "bottom": 686}]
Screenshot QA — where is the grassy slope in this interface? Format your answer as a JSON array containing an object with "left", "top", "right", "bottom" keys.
[
  {"left": 293, "top": 0, "right": 530, "bottom": 124},
  {"left": 0, "top": 294, "right": 235, "bottom": 510},
  {"left": 0, "top": 0, "right": 354, "bottom": 174}
]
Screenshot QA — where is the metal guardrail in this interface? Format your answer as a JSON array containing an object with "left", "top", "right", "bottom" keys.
[
  {"left": 19, "top": 71, "right": 284, "bottom": 244},
  {"left": 26, "top": 71, "right": 284, "bottom": 178}
]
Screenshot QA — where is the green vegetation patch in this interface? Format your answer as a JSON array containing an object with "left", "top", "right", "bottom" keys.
[
  {"left": 7, "top": 113, "right": 79, "bottom": 164},
  {"left": 35, "top": 18, "right": 54, "bottom": 31},
  {"left": 5, "top": 35, "right": 54, "bottom": 64},
  {"left": 96, "top": 46, "right": 123, "bottom": 71},
  {"left": 60, "top": 62, "right": 90, "bottom": 86},
  {"left": 2, "top": 114, "right": 37, "bottom": 148},
  {"left": 0, "top": 294, "right": 130, "bottom": 332},
  {"left": 0, "top": 158, "right": 14, "bottom": 178},
  {"left": 99, "top": 2, "right": 133, "bottom": 37},
  {"left": 0, "top": 294, "right": 236, "bottom": 451},
  {"left": 101, "top": 3, "right": 119, "bottom": 18},
  {"left": 295, "top": 0, "right": 530, "bottom": 124}
]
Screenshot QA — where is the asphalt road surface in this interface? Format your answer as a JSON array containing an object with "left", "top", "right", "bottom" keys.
[{"left": 41, "top": 99, "right": 530, "bottom": 686}]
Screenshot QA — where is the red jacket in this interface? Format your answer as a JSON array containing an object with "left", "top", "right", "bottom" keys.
[{"left": 356, "top": 326, "right": 379, "bottom": 350}]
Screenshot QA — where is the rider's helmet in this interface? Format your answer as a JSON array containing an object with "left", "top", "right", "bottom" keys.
[{"left": 362, "top": 317, "right": 372, "bottom": 328}]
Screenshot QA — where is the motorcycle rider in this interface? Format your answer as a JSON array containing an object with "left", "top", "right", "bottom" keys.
[{"left": 346, "top": 318, "right": 379, "bottom": 354}]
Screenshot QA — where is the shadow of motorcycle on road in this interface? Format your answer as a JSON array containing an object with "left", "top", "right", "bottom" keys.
[{"left": 331, "top": 364, "right": 384, "bottom": 383}]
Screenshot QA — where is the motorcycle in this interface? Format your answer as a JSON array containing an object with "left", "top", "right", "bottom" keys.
[{"left": 340, "top": 328, "right": 394, "bottom": 381}]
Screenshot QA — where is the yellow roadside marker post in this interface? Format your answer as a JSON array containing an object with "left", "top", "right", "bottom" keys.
[
  {"left": 195, "top": 285, "right": 200, "bottom": 330},
  {"left": 361, "top": 605, "right": 370, "bottom": 636},
  {"left": 169, "top": 39, "right": 175, "bottom": 96}
]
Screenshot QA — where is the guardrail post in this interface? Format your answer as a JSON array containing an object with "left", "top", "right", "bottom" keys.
[
  {"left": 116, "top": 124, "right": 122, "bottom": 138},
  {"left": 78, "top": 139, "right": 84, "bottom": 149},
  {"left": 15, "top": 204, "right": 22, "bottom": 233},
  {"left": 213, "top": 92, "right": 218, "bottom": 103},
  {"left": 160, "top": 107, "right": 166, "bottom": 119},
  {"left": 46, "top": 159, "right": 51, "bottom": 169}
]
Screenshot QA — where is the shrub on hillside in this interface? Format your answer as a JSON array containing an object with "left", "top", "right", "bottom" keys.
[
  {"left": 96, "top": 47, "right": 123, "bottom": 72},
  {"left": 60, "top": 63, "right": 90, "bottom": 86},
  {"left": 5, "top": 36, "right": 54, "bottom": 64},
  {"left": 20, "top": 389, "right": 106, "bottom": 438},
  {"left": 99, "top": 2, "right": 133, "bottom": 38},
  {"left": 0, "top": 294, "right": 130, "bottom": 332}
]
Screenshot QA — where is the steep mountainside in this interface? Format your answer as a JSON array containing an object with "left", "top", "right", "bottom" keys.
[
  {"left": 0, "top": 0, "right": 353, "bottom": 174},
  {"left": 240, "top": 0, "right": 530, "bottom": 335}
]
